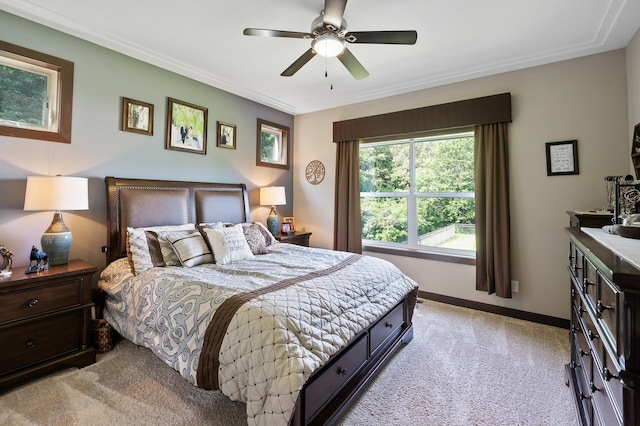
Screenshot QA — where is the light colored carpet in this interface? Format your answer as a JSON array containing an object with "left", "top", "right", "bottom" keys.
[{"left": 0, "top": 300, "right": 576, "bottom": 426}]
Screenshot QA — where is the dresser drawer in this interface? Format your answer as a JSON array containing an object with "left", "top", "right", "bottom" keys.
[
  {"left": 569, "top": 242, "right": 585, "bottom": 284},
  {"left": 583, "top": 258, "right": 598, "bottom": 310},
  {"left": 305, "top": 334, "right": 368, "bottom": 423},
  {"left": 0, "top": 310, "right": 81, "bottom": 375},
  {"left": 370, "top": 303, "right": 404, "bottom": 353},
  {"left": 602, "top": 349, "right": 624, "bottom": 420},
  {"left": 592, "top": 362, "right": 621, "bottom": 425},
  {"left": 0, "top": 279, "right": 83, "bottom": 324},
  {"left": 596, "top": 274, "right": 619, "bottom": 353}
]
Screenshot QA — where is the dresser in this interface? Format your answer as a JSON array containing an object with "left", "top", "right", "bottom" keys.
[
  {"left": 566, "top": 228, "right": 640, "bottom": 425},
  {"left": 0, "top": 259, "right": 97, "bottom": 388}
]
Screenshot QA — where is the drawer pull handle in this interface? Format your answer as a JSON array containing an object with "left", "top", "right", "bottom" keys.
[
  {"left": 28, "top": 298, "right": 39, "bottom": 307},
  {"left": 603, "top": 368, "right": 619, "bottom": 382},
  {"left": 337, "top": 367, "right": 348, "bottom": 377},
  {"left": 385, "top": 322, "right": 393, "bottom": 328},
  {"left": 25, "top": 339, "right": 36, "bottom": 349},
  {"left": 596, "top": 301, "right": 613, "bottom": 318}
]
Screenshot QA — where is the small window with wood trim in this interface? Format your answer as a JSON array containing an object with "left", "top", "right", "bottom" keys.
[{"left": 0, "top": 41, "right": 74, "bottom": 144}]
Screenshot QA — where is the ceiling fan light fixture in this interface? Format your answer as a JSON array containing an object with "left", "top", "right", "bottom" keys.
[{"left": 312, "top": 34, "right": 345, "bottom": 57}]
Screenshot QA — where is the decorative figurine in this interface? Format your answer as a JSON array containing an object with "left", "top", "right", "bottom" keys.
[
  {"left": 0, "top": 245, "right": 13, "bottom": 277},
  {"left": 25, "top": 245, "right": 50, "bottom": 274}
]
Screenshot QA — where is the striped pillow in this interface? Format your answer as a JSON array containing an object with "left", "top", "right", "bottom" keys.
[{"left": 167, "top": 232, "right": 214, "bottom": 267}]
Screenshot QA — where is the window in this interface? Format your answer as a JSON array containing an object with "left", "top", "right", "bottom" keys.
[
  {"left": 0, "top": 41, "right": 74, "bottom": 143},
  {"left": 256, "top": 118, "right": 289, "bottom": 169},
  {"left": 360, "top": 131, "right": 475, "bottom": 257}
]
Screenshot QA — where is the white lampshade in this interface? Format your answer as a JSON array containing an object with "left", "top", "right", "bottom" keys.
[
  {"left": 23, "top": 175, "right": 88, "bottom": 267},
  {"left": 260, "top": 186, "right": 286, "bottom": 207},
  {"left": 24, "top": 176, "right": 89, "bottom": 211},
  {"left": 312, "top": 34, "right": 346, "bottom": 57}
]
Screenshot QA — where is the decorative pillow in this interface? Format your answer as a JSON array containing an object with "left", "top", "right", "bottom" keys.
[
  {"left": 126, "top": 224, "right": 195, "bottom": 274},
  {"left": 149, "top": 229, "right": 196, "bottom": 266},
  {"left": 225, "top": 221, "right": 277, "bottom": 246},
  {"left": 203, "top": 224, "right": 255, "bottom": 265},
  {"left": 167, "top": 231, "right": 214, "bottom": 267},
  {"left": 198, "top": 222, "right": 224, "bottom": 230},
  {"left": 242, "top": 224, "right": 268, "bottom": 255},
  {"left": 254, "top": 221, "right": 278, "bottom": 246}
]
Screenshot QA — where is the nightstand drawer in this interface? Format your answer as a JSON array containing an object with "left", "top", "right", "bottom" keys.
[
  {"left": 0, "top": 279, "right": 83, "bottom": 324},
  {"left": 0, "top": 310, "right": 81, "bottom": 375}
]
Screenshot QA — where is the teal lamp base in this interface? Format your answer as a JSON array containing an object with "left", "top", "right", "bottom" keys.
[
  {"left": 266, "top": 208, "right": 279, "bottom": 236},
  {"left": 40, "top": 212, "right": 72, "bottom": 266}
]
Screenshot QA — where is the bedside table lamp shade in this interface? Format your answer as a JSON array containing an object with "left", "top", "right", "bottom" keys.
[
  {"left": 24, "top": 176, "right": 89, "bottom": 266},
  {"left": 260, "top": 186, "right": 286, "bottom": 236}
]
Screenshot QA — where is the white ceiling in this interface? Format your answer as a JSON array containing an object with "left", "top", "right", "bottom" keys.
[{"left": 2, "top": 0, "right": 640, "bottom": 115}]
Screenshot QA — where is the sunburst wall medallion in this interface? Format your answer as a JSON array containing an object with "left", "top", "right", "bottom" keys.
[{"left": 305, "top": 160, "right": 325, "bottom": 185}]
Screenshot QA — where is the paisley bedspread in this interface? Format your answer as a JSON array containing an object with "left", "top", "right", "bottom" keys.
[{"left": 98, "top": 243, "right": 418, "bottom": 426}]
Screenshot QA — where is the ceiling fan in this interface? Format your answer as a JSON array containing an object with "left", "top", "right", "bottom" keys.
[{"left": 243, "top": 0, "right": 417, "bottom": 80}]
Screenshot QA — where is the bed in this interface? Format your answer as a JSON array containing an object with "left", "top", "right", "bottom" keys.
[{"left": 99, "top": 176, "right": 418, "bottom": 426}]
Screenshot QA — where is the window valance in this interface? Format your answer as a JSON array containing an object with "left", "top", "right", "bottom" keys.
[{"left": 333, "top": 92, "right": 512, "bottom": 143}]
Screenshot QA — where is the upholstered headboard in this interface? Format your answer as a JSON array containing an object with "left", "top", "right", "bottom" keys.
[{"left": 105, "top": 176, "right": 249, "bottom": 264}]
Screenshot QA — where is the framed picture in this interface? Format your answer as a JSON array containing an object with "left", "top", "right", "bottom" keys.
[
  {"left": 121, "top": 97, "right": 153, "bottom": 135},
  {"left": 217, "top": 121, "right": 236, "bottom": 149},
  {"left": 281, "top": 222, "right": 291, "bottom": 233},
  {"left": 257, "top": 118, "right": 289, "bottom": 169},
  {"left": 166, "top": 97, "right": 208, "bottom": 154},
  {"left": 546, "top": 140, "right": 579, "bottom": 176},
  {"left": 283, "top": 216, "right": 295, "bottom": 231}
]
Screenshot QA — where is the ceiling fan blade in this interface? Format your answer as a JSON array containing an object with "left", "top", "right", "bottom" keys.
[
  {"left": 281, "top": 48, "right": 317, "bottom": 77},
  {"left": 323, "top": 0, "right": 347, "bottom": 29},
  {"left": 337, "top": 48, "right": 369, "bottom": 80},
  {"left": 243, "top": 28, "right": 311, "bottom": 39},
  {"left": 347, "top": 30, "right": 418, "bottom": 45}
]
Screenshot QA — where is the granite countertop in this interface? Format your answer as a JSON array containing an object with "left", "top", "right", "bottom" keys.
[{"left": 581, "top": 227, "right": 640, "bottom": 270}]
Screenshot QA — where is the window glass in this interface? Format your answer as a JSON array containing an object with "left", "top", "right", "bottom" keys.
[
  {"left": 360, "top": 131, "right": 475, "bottom": 256},
  {"left": 0, "top": 63, "right": 50, "bottom": 129}
]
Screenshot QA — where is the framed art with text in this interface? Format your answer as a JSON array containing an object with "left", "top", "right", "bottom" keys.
[{"left": 546, "top": 140, "right": 579, "bottom": 176}]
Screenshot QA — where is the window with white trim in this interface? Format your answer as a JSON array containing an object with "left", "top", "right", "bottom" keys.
[{"left": 360, "top": 130, "right": 475, "bottom": 257}]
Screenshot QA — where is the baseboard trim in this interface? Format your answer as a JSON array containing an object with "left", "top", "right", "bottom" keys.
[{"left": 418, "top": 290, "right": 570, "bottom": 329}]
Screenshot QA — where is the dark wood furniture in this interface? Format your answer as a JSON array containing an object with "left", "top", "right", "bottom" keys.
[
  {"left": 104, "top": 176, "right": 415, "bottom": 426},
  {"left": 565, "top": 228, "right": 640, "bottom": 425},
  {"left": 0, "top": 259, "right": 96, "bottom": 388},
  {"left": 276, "top": 231, "right": 312, "bottom": 247},
  {"left": 567, "top": 210, "right": 614, "bottom": 228}
]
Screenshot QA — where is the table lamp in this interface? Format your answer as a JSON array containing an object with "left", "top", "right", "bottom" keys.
[
  {"left": 260, "top": 186, "right": 286, "bottom": 235},
  {"left": 24, "top": 176, "right": 89, "bottom": 265}
]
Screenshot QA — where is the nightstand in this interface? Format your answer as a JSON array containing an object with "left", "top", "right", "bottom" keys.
[
  {"left": 0, "top": 259, "right": 97, "bottom": 388},
  {"left": 275, "top": 231, "right": 312, "bottom": 247}
]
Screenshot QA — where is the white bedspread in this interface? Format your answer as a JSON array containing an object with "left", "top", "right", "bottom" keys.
[{"left": 98, "top": 243, "right": 418, "bottom": 426}]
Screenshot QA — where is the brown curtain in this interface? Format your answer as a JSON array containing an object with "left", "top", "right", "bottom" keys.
[
  {"left": 334, "top": 140, "right": 362, "bottom": 254},
  {"left": 475, "top": 122, "right": 511, "bottom": 297}
]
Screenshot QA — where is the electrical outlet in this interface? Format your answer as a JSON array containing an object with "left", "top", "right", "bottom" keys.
[{"left": 511, "top": 280, "right": 519, "bottom": 293}]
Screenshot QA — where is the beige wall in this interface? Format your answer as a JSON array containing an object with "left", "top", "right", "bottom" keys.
[{"left": 293, "top": 50, "right": 630, "bottom": 319}]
